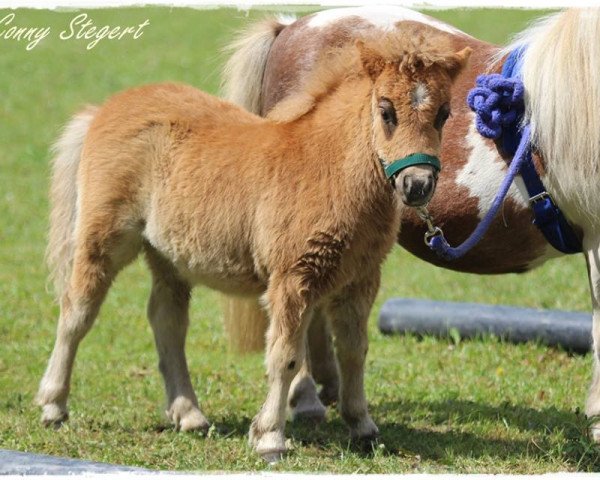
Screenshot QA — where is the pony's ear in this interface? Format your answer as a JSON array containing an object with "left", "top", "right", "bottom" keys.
[
  {"left": 356, "top": 39, "right": 386, "bottom": 82},
  {"left": 444, "top": 46, "right": 472, "bottom": 80}
]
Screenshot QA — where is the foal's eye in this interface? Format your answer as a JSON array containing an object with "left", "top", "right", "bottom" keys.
[
  {"left": 434, "top": 103, "right": 451, "bottom": 130},
  {"left": 378, "top": 98, "right": 397, "bottom": 136}
]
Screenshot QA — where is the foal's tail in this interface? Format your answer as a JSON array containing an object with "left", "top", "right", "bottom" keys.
[
  {"left": 220, "top": 15, "right": 295, "bottom": 352},
  {"left": 220, "top": 14, "right": 295, "bottom": 114},
  {"left": 46, "top": 106, "right": 98, "bottom": 299}
]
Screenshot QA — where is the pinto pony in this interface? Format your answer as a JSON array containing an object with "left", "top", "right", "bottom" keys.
[
  {"left": 220, "top": 8, "right": 557, "bottom": 361},
  {"left": 37, "top": 29, "right": 470, "bottom": 458},
  {"left": 221, "top": 6, "right": 600, "bottom": 439}
]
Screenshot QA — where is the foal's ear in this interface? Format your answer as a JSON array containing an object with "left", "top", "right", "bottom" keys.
[
  {"left": 443, "top": 46, "right": 472, "bottom": 80},
  {"left": 356, "top": 40, "right": 386, "bottom": 82}
]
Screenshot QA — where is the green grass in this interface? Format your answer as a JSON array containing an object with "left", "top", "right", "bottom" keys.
[{"left": 1, "top": 6, "right": 599, "bottom": 473}]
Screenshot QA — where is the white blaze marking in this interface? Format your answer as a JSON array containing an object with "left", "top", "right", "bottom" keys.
[
  {"left": 307, "top": 5, "right": 469, "bottom": 36},
  {"left": 411, "top": 83, "right": 428, "bottom": 107},
  {"left": 457, "top": 114, "right": 529, "bottom": 220}
]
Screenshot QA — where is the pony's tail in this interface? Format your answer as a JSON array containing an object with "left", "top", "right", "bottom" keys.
[
  {"left": 220, "top": 15, "right": 294, "bottom": 353},
  {"left": 220, "top": 14, "right": 295, "bottom": 114},
  {"left": 46, "top": 106, "right": 98, "bottom": 299}
]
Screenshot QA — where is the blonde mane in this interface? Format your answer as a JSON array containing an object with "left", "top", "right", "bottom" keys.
[
  {"left": 501, "top": 9, "right": 600, "bottom": 225},
  {"left": 267, "top": 24, "right": 457, "bottom": 123}
]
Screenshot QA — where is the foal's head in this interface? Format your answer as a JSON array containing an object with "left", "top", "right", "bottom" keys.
[{"left": 358, "top": 30, "right": 471, "bottom": 206}]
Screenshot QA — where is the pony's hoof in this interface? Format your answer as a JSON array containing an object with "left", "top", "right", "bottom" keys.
[{"left": 41, "top": 403, "right": 68, "bottom": 428}]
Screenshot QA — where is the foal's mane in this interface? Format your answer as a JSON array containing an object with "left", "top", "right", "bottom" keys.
[{"left": 266, "top": 24, "right": 456, "bottom": 123}]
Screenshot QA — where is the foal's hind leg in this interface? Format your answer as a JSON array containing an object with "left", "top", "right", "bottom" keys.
[
  {"left": 584, "top": 235, "right": 600, "bottom": 441},
  {"left": 144, "top": 245, "right": 209, "bottom": 432},
  {"left": 326, "top": 275, "right": 379, "bottom": 441},
  {"left": 37, "top": 229, "right": 140, "bottom": 426}
]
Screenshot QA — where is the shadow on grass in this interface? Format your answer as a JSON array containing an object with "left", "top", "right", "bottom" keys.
[
  {"left": 137, "top": 399, "right": 600, "bottom": 472},
  {"left": 206, "top": 398, "right": 600, "bottom": 471},
  {"left": 369, "top": 399, "right": 600, "bottom": 471}
]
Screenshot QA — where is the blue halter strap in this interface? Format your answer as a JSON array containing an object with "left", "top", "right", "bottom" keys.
[
  {"left": 499, "top": 47, "right": 581, "bottom": 255},
  {"left": 425, "top": 46, "right": 581, "bottom": 261}
]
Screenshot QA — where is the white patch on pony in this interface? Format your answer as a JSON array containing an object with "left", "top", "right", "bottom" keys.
[
  {"left": 411, "top": 83, "right": 428, "bottom": 107},
  {"left": 457, "top": 114, "right": 529, "bottom": 220},
  {"left": 307, "top": 5, "right": 469, "bottom": 36}
]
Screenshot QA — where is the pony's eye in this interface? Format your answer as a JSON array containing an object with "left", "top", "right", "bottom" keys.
[
  {"left": 378, "top": 98, "right": 397, "bottom": 137},
  {"left": 434, "top": 103, "right": 451, "bottom": 130}
]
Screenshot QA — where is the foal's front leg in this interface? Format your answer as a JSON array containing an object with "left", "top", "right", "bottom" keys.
[
  {"left": 250, "top": 276, "right": 313, "bottom": 460},
  {"left": 584, "top": 235, "right": 600, "bottom": 441},
  {"left": 326, "top": 275, "right": 379, "bottom": 441}
]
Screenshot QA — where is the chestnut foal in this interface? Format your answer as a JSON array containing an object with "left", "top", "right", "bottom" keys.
[{"left": 38, "top": 29, "right": 469, "bottom": 459}]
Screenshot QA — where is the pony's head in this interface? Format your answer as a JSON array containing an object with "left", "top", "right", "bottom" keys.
[{"left": 357, "top": 30, "right": 471, "bottom": 206}]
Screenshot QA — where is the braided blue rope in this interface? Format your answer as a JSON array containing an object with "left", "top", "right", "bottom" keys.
[
  {"left": 427, "top": 73, "right": 528, "bottom": 261},
  {"left": 467, "top": 74, "right": 525, "bottom": 140}
]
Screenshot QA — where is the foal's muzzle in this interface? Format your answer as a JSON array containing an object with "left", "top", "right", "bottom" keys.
[
  {"left": 402, "top": 172, "right": 436, "bottom": 207},
  {"left": 383, "top": 153, "right": 441, "bottom": 207}
]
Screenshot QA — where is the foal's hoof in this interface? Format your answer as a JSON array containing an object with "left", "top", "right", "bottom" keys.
[
  {"left": 167, "top": 398, "right": 211, "bottom": 432},
  {"left": 249, "top": 425, "right": 287, "bottom": 463},
  {"left": 178, "top": 410, "right": 211, "bottom": 433},
  {"left": 169, "top": 409, "right": 211, "bottom": 433},
  {"left": 318, "top": 384, "right": 339, "bottom": 406},
  {"left": 40, "top": 403, "right": 69, "bottom": 428},
  {"left": 260, "top": 450, "right": 286, "bottom": 464},
  {"left": 41, "top": 403, "right": 69, "bottom": 429},
  {"left": 349, "top": 415, "right": 379, "bottom": 442},
  {"left": 291, "top": 401, "right": 327, "bottom": 424},
  {"left": 590, "top": 425, "right": 600, "bottom": 443},
  {"left": 289, "top": 376, "right": 327, "bottom": 423}
]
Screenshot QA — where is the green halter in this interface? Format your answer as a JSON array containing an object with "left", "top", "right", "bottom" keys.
[{"left": 383, "top": 153, "right": 441, "bottom": 180}]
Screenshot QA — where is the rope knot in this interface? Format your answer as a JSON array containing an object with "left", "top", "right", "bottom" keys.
[{"left": 467, "top": 73, "right": 525, "bottom": 139}]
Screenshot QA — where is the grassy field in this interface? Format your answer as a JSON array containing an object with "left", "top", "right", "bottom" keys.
[{"left": 1, "top": 6, "right": 599, "bottom": 473}]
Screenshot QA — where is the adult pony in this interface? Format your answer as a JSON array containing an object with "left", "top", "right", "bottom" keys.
[
  {"left": 37, "top": 27, "right": 470, "bottom": 459},
  {"left": 220, "top": 7, "right": 600, "bottom": 438}
]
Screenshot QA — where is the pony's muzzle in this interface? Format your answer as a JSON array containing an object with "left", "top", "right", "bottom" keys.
[{"left": 399, "top": 167, "right": 437, "bottom": 207}]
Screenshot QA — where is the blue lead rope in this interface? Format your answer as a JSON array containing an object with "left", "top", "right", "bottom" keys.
[
  {"left": 428, "top": 124, "right": 532, "bottom": 261},
  {"left": 426, "top": 47, "right": 582, "bottom": 261}
]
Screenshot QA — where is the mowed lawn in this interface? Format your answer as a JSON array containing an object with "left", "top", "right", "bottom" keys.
[{"left": 1, "top": 6, "right": 599, "bottom": 473}]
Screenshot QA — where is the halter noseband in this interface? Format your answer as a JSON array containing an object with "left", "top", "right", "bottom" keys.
[{"left": 383, "top": 153, "right": 441, "bottom": 180}]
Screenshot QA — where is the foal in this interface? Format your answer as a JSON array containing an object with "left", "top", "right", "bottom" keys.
[{"left": 37, "top": 32, "right": 470, "bottom": 458}]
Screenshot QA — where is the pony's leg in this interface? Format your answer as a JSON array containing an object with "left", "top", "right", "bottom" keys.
[
  {"left": 584, "top": 235, "right": 600, "bottom": 441},
  {"left": 37, "top": 230, "right": 140, "bottom": 426},
  {"left": 326, "top": 276, "right": 379, "bottom": 441},
  {"left": 288, "top": 335, "right": 326, "bottom": 423},
  {"left": 249, "top": 276, "right": 312, "bottom": 459},
  {"left": 307, "top": 310, "right": 339, "bottom": 405},
  {"left": 144, "top": 245, "right": 209, "bottom": 432}
]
